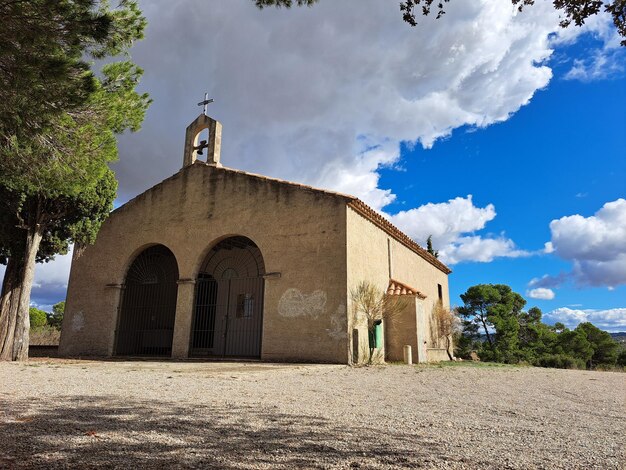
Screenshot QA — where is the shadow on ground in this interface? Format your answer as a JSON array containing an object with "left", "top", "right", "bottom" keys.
[{"left": 0, "top": 396, "right": 461, "bottom": 469}]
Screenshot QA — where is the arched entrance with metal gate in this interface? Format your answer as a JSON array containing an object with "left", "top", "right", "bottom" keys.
[
  {"left": 115, "top": 245, "right": 179, "bottom": 356},
  {"left": 190, "top": 236, "right": 265, "bottom": 358}
]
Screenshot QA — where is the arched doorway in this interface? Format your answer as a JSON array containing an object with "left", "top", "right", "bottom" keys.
[
  {"left": 191, "top": 236, "right": 265, "bottom": 358},
  {"left": 115, "top": 245, "right": 179, "bottom": 356}
]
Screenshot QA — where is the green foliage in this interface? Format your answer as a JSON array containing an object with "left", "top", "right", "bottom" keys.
[
  {"left": 0, "top": 0, "right": 150, "bottom": 360},
  {"left": 401, "top": 0, "right": 626, "bottom": 46},
  {"left": 458, "top": 284, "right": 525, "bottom": 363},
  {"left": 553, "top": 329, "right": 593, "bottom": 364},
  {"left": 254, "top": 0, "right": 626, "bottom": 45},
  {"left": 516, "top": 307, "right": 557, "bottom": 363},
  {"left": 29, "top": 307, "right": 48, "bottom": 329},
  {"left": 616, "top": 348, "right": 626, "bottom": 367},
  {"left": 0, "top": 1, "right": 151, "bottom": 265},
  {"left": 575, "top": 322, "right": 619, "bottom": 367},
  {"left": 426, "top": 235, "right": 439, "bottom": 258},
  {"left": 0, "top": 0, "right": 147, "bottom": 141},
  {"left": 47, "top": 301, "right": 65, "bottom": 330},
  {"left": 457, "top": 284, "right": 621, "bottom": 370},
  {"left": 254, "top": 0, "right": 318, "bottom": 9},
  {"left": 535, "top": 353, "right": 586, "bottom": 370},
  {"left": 453, "top": 332, "right": 473, "bottom": 359}
]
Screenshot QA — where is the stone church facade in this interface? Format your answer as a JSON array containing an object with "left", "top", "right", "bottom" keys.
[{"left": 59, "top": 113, "right": 452, "bottom": 364}]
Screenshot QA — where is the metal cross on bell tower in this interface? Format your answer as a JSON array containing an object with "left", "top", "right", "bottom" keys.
[
  {"left": 183, "top": 93, "right": 222, "bottom": 168},
  {"left": 197, "top": 93, "right": 214, "bottom": 116}
]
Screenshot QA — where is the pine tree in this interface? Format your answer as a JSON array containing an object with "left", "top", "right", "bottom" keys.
[
  {"left": 0, "top": 1, "right": 150, "bottom": 361},
  {"left": 426, "top": 235, "right": 439, "bottom": 259}
]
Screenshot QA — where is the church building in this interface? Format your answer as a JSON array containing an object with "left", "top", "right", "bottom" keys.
[{"left": 59, "top": 110, "right": 452, "bottom": 364}]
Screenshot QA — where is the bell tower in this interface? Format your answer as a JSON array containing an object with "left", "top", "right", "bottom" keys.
[{"left": 183, "top": 93, "right": 222, "bottom": 168}]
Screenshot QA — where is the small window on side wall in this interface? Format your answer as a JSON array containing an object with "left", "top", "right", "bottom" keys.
[{"left": 437, "top": 284, "right": 443, "bottom": 302}]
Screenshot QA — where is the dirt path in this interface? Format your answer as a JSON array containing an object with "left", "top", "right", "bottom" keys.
[{"left": 1, "top": 360, "right": 624, "bottom": 469}]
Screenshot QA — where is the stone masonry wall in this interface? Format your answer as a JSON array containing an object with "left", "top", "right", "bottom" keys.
[
  {"left": 345, "top": 207, "right": 451, "bottom": 363},
  {"left": 59, "top": 164, "right": 349, "bottom": 363}
]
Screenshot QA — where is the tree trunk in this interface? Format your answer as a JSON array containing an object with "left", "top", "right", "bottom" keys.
[
  {"left": 479, "top": 315, "right": 494, "bottom": 348},
  {"left": 0, "top": 257, "right": 24, "bottom": 360},
  {"left": 445, "top": 335, "right": 454, "bottom": 360},
  {"left": 0, "top": 225, "right": 43, "bottom": 361}
]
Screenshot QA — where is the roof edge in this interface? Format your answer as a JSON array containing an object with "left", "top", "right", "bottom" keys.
[
  {"left": 348, "top": 200, "right": 452, "bottom": 275},
  {"left": 111, "top": 163, "right": 451, "bottom": 276},
  {"left": 387, "top": 279, "right": 427, "bottom": 299},
  {"left": 112, "top": 163, "right": 355, "bottom": 216}
]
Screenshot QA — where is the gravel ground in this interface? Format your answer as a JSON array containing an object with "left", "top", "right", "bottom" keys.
[{"left": 0, "top": 359, "right": 624, "bottom": 469}]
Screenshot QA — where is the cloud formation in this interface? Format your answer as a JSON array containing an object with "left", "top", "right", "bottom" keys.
[
  {"left": 527, "top": 288, "right": 555, "bottom": 300},
  {"left": 389, "top": 195, "right": 528, "bottom": 264},
  {"left": 544, "top": 307, "right": 626, "bottom": 332},
  {"left": 8, "top": 1, "right": 620, "bottom": 305},
  {"left": 0, "top": 249, "right": 73, "bottom": 311},
  {"left": 554, "top": 11, "right": 626, "bottom": 82},
  {"left": 114, "top": 0, "right": 579, "bottom": 208},
  {"left": 529, "top": 273, "right": 568, "bottom": 289},
  {"left": 548, "top": 198, "right": 626, "bottom": 288}
]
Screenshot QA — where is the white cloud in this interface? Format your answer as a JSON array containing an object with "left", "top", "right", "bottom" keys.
[
  {"left": 548, "top": 198, "right": 626, "bottom": 288},
  {"left": 107, "top": 0, "right": 616, "bottom": 268},
  {"left": 550, "top": 9, "right": 625, "bottom": 82},
  {"left": 527, "top": 288, "right": 555, "bottom": 300},
  {"left": 111, "top": 0, "right": 594, "bottom": 210},
  {"left": 564, "top": 50, "right": 625, "bottom": 82},
  {"left": 389, "top": 195, "right": 496, "bottom": 246},
  {"left": 544, "top": 307, "right": 626, "bottom": 332},
  {"left": 110, "top": 0, "right": 588, "bottom": 267},
  {"left": 2, "top": 1, "right": 617, "bottom": 299},
  {"left": 388, "top": 195, "right": 528, "bottom": 265},
  {"left": 440, "top": 235, "right": 528, "bottom": 265},
  {"left": 32, "top": 249, "right": 73, "bottom": 290},
  {"left": 529, "top": 273, "right": 567, "bottom": 289},
  {"left": 0, "top": 248, "right": 73, "bottom": 309}
]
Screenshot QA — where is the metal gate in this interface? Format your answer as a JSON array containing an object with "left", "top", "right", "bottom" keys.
[
  {"left": 191, "top": 276, "right": 264, "bottom": 357},
  {"left": 190, "top": 236, "right": 265, "bottom": 358},
  {"left": 115, "top": 245, "right": 179, "bottom": 356}
]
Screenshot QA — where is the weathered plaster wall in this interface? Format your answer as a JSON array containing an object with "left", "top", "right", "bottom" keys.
[
  {"left": 384, "top": 297, "right": 431, "bottom": 364},
  {"left": 384, "top": 296, "right": 418, "bottom": 363},
  {"left": 59, "top": 164, "right": 348, "bottom": 363},
  {"left": 346, "top": 207, "right": 451, "bottom": 363}
]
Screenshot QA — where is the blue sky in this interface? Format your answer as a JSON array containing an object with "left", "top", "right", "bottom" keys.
[
  {"left": 18, "top": 1, "right": 626, "bottom": 332},
  {"left": 381, "top": 36, "right": 626, "bottom": 313}
]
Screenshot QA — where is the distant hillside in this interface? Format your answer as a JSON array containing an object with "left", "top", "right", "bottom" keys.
[
  {"left": 610, "top": 332, "right": 626, "bottom": 344},
  {"left": 475, "top": 332, "right": 626, "bottom": 343}
]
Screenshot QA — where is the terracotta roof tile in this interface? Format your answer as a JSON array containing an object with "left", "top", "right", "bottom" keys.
[{"left": 387, "top": 279, "right": 427, "bottom": 299}]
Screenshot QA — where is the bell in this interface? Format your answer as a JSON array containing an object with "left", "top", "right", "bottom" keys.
[{"left": 195, "top": 139, "right": 208, "bottom": 155}]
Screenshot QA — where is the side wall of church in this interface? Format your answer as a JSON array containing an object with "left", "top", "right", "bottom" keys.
[
  {"left": 345, "top": 207, "right": 451, "bottom": 363},
  {"left": 59, "top": 164, "right": 349, "bottom": 363}
]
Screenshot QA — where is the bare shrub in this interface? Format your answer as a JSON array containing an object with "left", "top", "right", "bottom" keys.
[
  {"left": 433, "top": 302, "right": 461, "bottom": 360},
  {"left": 29, "top": 325, "right": 61, "bottom": 346},
  {"left": 350, "top": 281, "right": 410, "bottom": 364}
]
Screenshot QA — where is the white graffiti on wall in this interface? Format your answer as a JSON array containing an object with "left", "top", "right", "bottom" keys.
[
  {"left": 327, "top": 304, "right": 347, "bottom": 340},
  {"left": 278, "top": 288, "right": 327, "bottom": 319},
  {"left": 71, "top": 311, "right": 85, "bottom": 332}
]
